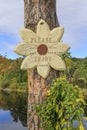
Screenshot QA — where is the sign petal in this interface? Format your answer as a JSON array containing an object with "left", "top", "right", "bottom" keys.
[
  {"left": 48, "top": 42, "right": 70, "bottom": 56},
  {"left": 49, "top": 27, "right": 64, "bottom": 42},
  {"left": 37, "top": 19, "right": 50, "bottom": 39},
  {"left": 37, "top": 61, "right": 50, "bottom": 78},
  {"left": 14, "top": 42, "right": 37, "bottom": 56},
  {"left": 21, "top": 55, "right": 38, "bottom": 70},
  {"left": 49, "top": 54, "right": 66, "bottom": 70},
  {"left": 20, "top": 28, "right": 38, "bottom": 43}
]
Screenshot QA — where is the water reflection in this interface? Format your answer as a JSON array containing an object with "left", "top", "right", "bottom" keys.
[
  {"left": 0, "top": 90, "right": 28, "bottom": 130},
  {"left": 0, "top": 90, "right": 87, "bottom": 130}
]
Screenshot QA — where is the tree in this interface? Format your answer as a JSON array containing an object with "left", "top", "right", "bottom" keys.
[{"left": 24, "top": 0, "right": 60, "bottom": 130}]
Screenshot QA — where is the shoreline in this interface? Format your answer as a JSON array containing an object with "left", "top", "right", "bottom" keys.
[{"left": 0, "top": 88, "right": 27, "bottom": 93}]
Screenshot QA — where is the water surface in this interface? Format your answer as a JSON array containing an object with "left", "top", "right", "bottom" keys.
[
  {"left": 0, "top": 90, "right": 87, "bottom": 130},
  {"left": 0, "top": 90, "right": 28, "bottom": 130}
]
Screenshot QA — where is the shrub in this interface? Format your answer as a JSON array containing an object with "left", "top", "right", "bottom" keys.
[
  {"left": 36, "top": 77, "right": 86, "bottom": 130},
  {"left": 1, "top": 80, "right": 10, "bottom": 89}
]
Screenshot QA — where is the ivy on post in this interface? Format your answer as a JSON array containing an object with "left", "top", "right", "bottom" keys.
[{"left": 14, "top": 0, "right": 70, "bottom": 130}]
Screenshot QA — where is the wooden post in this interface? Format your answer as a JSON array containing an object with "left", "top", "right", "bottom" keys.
[{"left": 24, "top": 0, "right": 60, "bottom": 130}]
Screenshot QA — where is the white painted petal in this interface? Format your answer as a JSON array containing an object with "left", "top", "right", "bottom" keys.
[
  {"left": 36, "top": 19, "right": 50, "bottom": 39},
  {"left": 49, "top": 54, "right": 66, "bottom": 70},
  {"left": 37, "top": 61, "right": 50, "bottom": 78},
  {"left": 21, "top": 55, "right": 38, "bottom": 70},
  {"left": 48, "top": 42, "right": 70, "bottom": 56},
  {"left": 14, "top": 42, "right": 37, "bottom": 56},
  {"left": 20, "top": 28, "right": 38, "bottom": 43},
  {"left": 49, "top": 27, "right": 64, "bottom": 42}
]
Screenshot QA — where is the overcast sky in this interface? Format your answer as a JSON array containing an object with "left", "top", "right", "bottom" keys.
[{"left": 0, "top": 0, "right": 87, "bottom": 59}]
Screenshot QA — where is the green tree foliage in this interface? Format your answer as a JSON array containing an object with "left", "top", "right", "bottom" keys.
[
  {"left": 0, "top": 55, "right": 27, "bottom": 90},
  {"left": 36, "top": 77, "right": 86, "bottom": 130},
  {"left": 69, "top": 57, "right": 87, "bottom": 88},
  {"left": 62, "top": 55, "right": 87, "bottom": 89},
  {"left": 0, "top": 54, "right": 87, "bottom": 90}
]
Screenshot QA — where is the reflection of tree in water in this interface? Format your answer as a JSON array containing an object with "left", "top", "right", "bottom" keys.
[
  {"left": 1, "top": 90, "right": 87, "bottom": 127},
  {"left": 0, "top": 90, "right": 27, "bottom": 127}
]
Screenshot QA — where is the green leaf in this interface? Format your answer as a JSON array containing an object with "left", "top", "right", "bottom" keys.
[
  {"left": 55, "top": 105, "right": 59, "bottom": 113},
  {"left": 58, "top": 109, "right": 63, "bottom": 119}
]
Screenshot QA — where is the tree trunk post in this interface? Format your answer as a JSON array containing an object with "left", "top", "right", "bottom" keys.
[{"left": 24, "top": 0, "right": 60, "bottom": 130}]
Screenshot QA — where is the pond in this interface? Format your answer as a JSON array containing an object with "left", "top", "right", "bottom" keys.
[
  {"left": 0, "top": 90, "right": 28, "bottom": 130},
  {"left": 0, "top": 90, "right": 87, "bottom": 130}
]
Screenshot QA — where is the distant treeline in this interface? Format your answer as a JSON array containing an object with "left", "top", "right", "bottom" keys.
[
  {"left": 0, "top": 55, "right": 27, "bottom": 90},
  {"left": 0, "top": 54, "right": 87, "bottom": 90},
  {"left": 64, "top": 57, "right": 87, "bottom": 88}
]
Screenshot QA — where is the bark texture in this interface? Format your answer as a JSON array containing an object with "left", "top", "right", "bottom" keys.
[
  {"left": 24, "top": 0, "right": 59, "bottom": 31},
  {"left": 24, "top": 0, "right": 60, "bottom": 130}
]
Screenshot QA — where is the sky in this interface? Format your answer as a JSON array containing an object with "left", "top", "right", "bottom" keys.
[
  {"left": 0, "top": 0, "right": 87, "bottom": 59},
  {"left": 0, "top": 110, "right": 27, "bottom": 130}
]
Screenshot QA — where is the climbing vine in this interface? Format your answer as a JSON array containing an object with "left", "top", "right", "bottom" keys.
[{"left": 36, "top": 77, "right": 86, "bottom": 130}]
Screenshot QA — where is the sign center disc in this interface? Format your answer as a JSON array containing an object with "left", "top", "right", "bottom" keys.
[{"left": 37, "top": 44, "right": 48, "bottom": 55}]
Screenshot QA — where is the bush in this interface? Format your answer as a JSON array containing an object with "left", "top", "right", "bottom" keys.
[
  {"left": 1, "top": 80, "right": 10, "bottom": 89},
  {"left": 36, "top": 77, "right": 86, "bottom": 130}
]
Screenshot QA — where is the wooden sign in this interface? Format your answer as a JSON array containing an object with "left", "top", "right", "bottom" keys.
[{"left": 14, "top": 19, "right": 70, "bottom": 78}]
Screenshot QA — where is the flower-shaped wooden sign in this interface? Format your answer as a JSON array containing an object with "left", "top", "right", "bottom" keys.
[{"left": 14, "top": 19, "right": 70, "bottom": 78}]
